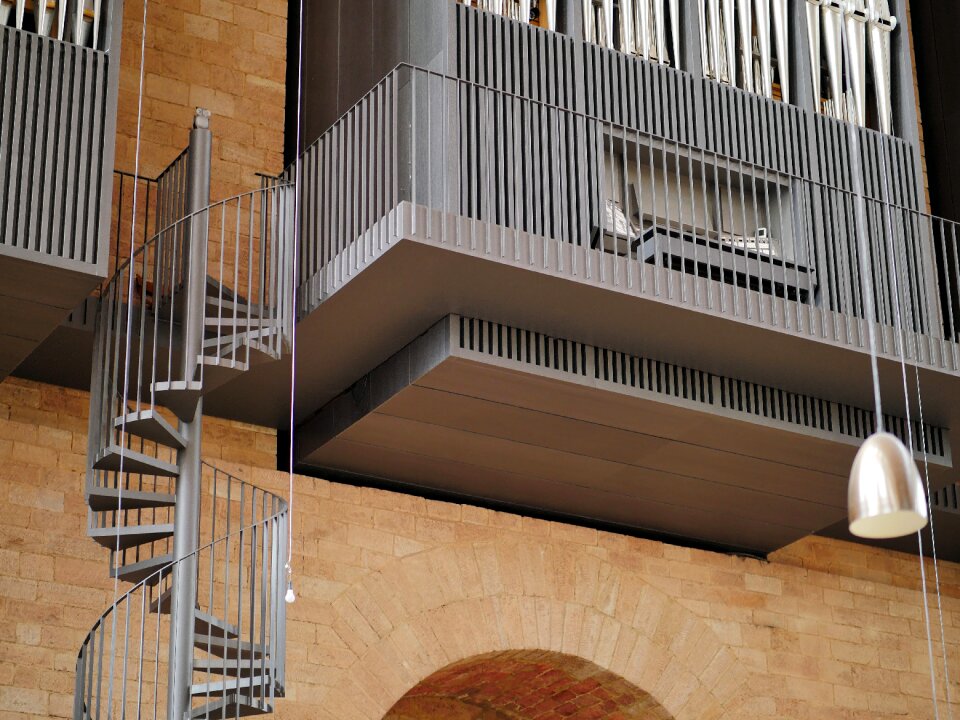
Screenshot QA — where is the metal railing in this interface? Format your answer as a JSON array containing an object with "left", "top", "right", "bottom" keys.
[
  {"left": 297, "top": 63, "right": 960, "bottom": 373},
  {"left": 89, "top": 179, "right": 294, "bottom": 438},
  {"left": 74, "top": 467, "right": 289, "bottom": 720},
  {"left": 87, "top": 175, "right": 295, "bottom": 581}
]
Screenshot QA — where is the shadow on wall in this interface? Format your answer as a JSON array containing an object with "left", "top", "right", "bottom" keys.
[{"left": 383, "top": 649, "right": 675, "bottom": 719}]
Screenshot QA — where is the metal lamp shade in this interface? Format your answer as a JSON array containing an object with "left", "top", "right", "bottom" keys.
[{"left": 848, "top": 432, "right": 928, "bottom": 539}]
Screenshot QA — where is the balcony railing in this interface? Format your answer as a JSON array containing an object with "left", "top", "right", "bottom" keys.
[
  {"left": 296, "top": 64, "right": 960, "bottom": 375},
  {"left": 0, "top": 0, "right": 113, "bottom": 50}
]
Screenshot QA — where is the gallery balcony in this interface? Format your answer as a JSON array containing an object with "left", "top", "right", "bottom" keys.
[
  {"left": 165, "top": 60, "right": 956, "bottom": 557},
  {"left": 0, "top": 0, "right": 122, "bottom": 378}
]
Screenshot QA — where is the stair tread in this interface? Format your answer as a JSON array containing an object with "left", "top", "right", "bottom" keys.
[
  {"left": 194, "top": 634, "right": 266, "bottom": 659},
  {"left": 189, "top": 694, "right": 271, "bottom": 719},
  {"left": 111, "top": 553, "right": 174, "bottom": 585},
  {"left": 93, "top": 446, "right": 179, "bottom": 478},
  {"left": 202, "top": 327, "right": 279, "bottom": 349},
  {"left": 86, "top": 486, "right": 176, "bottom": 512},
  {"left": 191, "top": 658, "right": 266, "bottom": 677},
  {"left": 88, "top": 523, "right": 175, "bottom": 550},
  {"left": 193, "top": 610, "right": 240, "bottom": 639},
  {"left": 114, "top": 409, "right": 187, "bottom": 450},
  {"left": 151, "top": 380, "right": 203, "bottom": 421},
  {"left": 190, "top": 676, "right": 271, "bottom": 698}
]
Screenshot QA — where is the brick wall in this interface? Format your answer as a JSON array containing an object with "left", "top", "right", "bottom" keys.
[
  {"left": 1, "top": 377, "right": 959, "bottom": 719},
  {"left": 114, "top": 0, "right": 287, "bottom": 201}
]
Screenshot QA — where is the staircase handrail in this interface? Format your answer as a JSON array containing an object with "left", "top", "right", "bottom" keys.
[{"left": 74, "top": 471, "right": 289, "bottom": 720}]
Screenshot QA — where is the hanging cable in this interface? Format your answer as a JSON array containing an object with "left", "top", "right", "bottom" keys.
[
  {"left": 869, "top": 33, "right": 950, "bottom": 720},
  {"left": 875, "top": 109, "right": 954, "bottom": 720},
  {"left": 836, "top": 8, "right": 941, "bottom": 716},
  {"left": 284, "top": 0, "right": 305, "bottom": 605},
  {"left": 113, "top": 0, "right": 150, "bottom": 604}
]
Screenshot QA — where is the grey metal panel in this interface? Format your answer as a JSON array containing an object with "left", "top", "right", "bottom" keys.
[{"left": 0, "top": 26, "right": 111, "bottom": 272}]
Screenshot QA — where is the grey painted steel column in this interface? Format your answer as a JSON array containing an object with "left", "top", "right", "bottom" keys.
[
  {"left": 182, "top": 109, "right": 212, "bottom": 381},
  {"left": 168, "top": 109, "right": 211, "bottom": 720},
  {"left": 168, "top": 401, "right": 203, "bottom": 720}
]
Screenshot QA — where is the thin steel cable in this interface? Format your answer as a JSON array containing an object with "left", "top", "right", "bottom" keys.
[
  {"left": 875, "top": 105, "right": 955, "bottom": 720},
  {"left": 286, "top": 0, "right": 305, "bottom": 590},
  {"left": 862, "top": 19, "right": 948, "bottom": 720},
  {"left": 113, "top": 0, "right": 150, "bottom": 604},
  {"left": 836, "top": 9, "right": 940, "bottom": 717}
]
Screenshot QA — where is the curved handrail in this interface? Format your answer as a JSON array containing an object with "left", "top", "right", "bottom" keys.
[
  {"left": 104, "top": 183, "right": 294, "bottom": 291},
  {"left": 74, "top": 467, "right": 289, "bottom": 720}
]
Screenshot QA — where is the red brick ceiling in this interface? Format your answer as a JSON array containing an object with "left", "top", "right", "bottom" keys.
[{"left": 384, "top": 650, "right": 674, "bottom": 720}]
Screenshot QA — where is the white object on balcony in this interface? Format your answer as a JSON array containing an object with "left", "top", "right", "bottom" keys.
[
  {"left": 868, "top": 0, "right": 895, "bottom": 134},
  {"left": 54, "top": 0, "right": 66, "bottom": 40},
  {"left": 14, "top": 0, "right": 24, "bottom": 29},
  {"left": 542, "top": 0, "right": 557, "bottom": 30},
  {"left": 702, "top": 0, "right": 724, "bottom": 80},
  {"left": 737, "top": 0, "right": 753, "bottom": 91},
  {"left": 669, "top": 0, "right": 679, "bottom": 66},
  {"left": 603, "top": 0, "right": 613, "bottom": 49},
  {"left": 845, "top": 0, "right": 867, "bottom": 126},
  {"left": 772, "top": 0, "right": 789, "bottom": 102},
  {"left": 33, "top": 0, "right": 54, "bottom": 36},
  {"left": 0, "top": 0, "right": 12, "bottom": 27},
  {"left": 653, "top": 0, "right": 667, "bottom": 64},
  {"left": 722, "top": 0, "right": 736, "bottom": 86},
  {"left": 620, "top": 0, "right": 637, "bottom": 54},
  {"left": 583, "top": 0, "right": 596, "bottom": 43},
  {"left": 806, "top": 0, "right": 822, "bottom": 111},
  {"left": 754, "top": 0, "right": 772, "bottom": 98},
  {"left": 822, "top": 1, "right": 844, "bottom": 119}
]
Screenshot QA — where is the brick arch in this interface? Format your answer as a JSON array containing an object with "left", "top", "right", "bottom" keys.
[
  {"left": 384, "top": 649, "right": 676, "bottom": 719},
  {"left": 315, "top": 540, "right": 753, "bottom": 720}
]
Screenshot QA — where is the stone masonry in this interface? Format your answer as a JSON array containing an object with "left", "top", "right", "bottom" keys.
[{"left": 0, "top": 376, "right": 959, "bottom": 719}]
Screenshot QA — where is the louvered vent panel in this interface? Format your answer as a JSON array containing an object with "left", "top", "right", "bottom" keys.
[{"left": 456, "top": 316, "right": 948, "bottom": 460}]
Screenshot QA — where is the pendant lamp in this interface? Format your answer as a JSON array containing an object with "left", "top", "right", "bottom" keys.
[
  {"left": 848, "top": 432, "right": 927, "bottom": 538},
  {"left": 840, "top": 1, "right": 927, "bottom": 540}
]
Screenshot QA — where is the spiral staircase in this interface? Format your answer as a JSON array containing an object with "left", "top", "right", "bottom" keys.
[{"left": 74, "top": 110, "right": 295, "bottom": 720}]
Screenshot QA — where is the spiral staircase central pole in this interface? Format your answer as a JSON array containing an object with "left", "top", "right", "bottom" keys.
[{"left": 167, "top": 109, "right": 212, "bottom": 720}]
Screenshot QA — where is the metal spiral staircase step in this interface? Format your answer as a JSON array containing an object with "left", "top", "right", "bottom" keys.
[
  {"left": 150, "top": 587, "right": 172, "bottom": 614},
  {"left": 193, "top": 610, "right": 240, "bottom": 640},
  {"left": 193, "top": 635, "right": 266, "bottom": 659},
  {"left": 115, "top": 409, "right": 187, "bottom": 449},
  {"left": 190, "top": 675, "right": 271, "bottom": 698},
  {"left": 203, "top": 296, "right": 253, "bottom": 319},
  {"left": 192, "top": 658, "right": 266, "bottom": 677},
  {"left": 93, "top": 446, "right": 180, "bottom": 477},
  {"left": 86, "top": 486, "right": 176, "bottom": 512},
  {"left": 148, "top": 592, "right": 241, "bottom": 639},
  {"left": 203, "top": 317, "right": 274, "bottom": 328},
  {"left": 151, "top": 380, "right": 203, "bottom": 421},
  {"left": 214, "top": 333, "right": 281, "bottom": 366},
  {"left": 195, "top": 355, "right": 248, "bottom": 394},
  {"left": 88, "top": 523, "right": 175, "bottom": 550},
  {"left": 203, "top": 327, "right": 279, "bottom": 352},
  {"left": 188, "top": 695, "right": 271, "bottom": 719},
  {"left": 111, "top": 553, "right": 174, "bottom": 585}
]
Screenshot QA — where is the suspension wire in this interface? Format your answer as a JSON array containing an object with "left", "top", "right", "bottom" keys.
[
  {"left": 866, "top": 25, "right": 949, "bottom": 720},
  {"left": 835, "top": 9, "right": 941, "bottom": 718},
  {"left": 285, "top": 0, "right": 305, "bottom": 598},
  {"left": 874, "top": 81, "right": 954, "bottom": 720},
  {"left": 113, "top": 0, "right": 150, "bottom": 604}
]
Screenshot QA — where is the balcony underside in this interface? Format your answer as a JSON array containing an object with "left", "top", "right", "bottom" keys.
[
  {"left": 294, "top": 314, "right": 953, "bottom": 555},
  {"left": 0, "top": 249, "right": 102, "bottom": 379}
]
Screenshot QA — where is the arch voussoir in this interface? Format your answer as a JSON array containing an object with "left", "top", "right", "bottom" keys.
[{"left": 318, "top": 540, "right": 756, "bottom": 720}]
